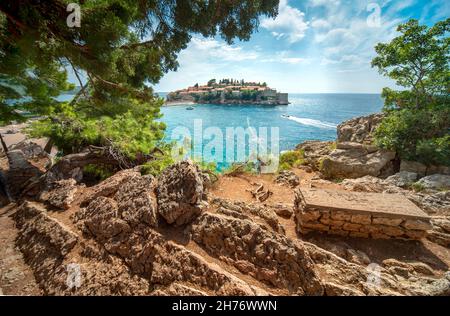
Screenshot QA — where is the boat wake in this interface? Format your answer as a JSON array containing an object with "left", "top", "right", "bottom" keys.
[{"left": 283, "top": 115, "right": 337, "bottom": 129}]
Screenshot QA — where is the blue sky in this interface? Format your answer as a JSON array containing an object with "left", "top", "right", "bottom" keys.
[{"left": 153, "top": 0, "right": 450, "bottom": 93}]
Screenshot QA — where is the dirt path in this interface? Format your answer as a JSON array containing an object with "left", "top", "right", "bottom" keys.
[{"left": 0, "top": 204, "right": 42, "bottom": 295}]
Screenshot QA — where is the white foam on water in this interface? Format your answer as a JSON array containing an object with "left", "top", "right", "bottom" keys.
[{"left": 284, "top": 115, "right": 337, "bottom": 129}]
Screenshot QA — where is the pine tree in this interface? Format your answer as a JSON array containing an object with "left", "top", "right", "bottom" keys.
[{"left": 0, "top": 0, "right": 279, "bottom": 163}]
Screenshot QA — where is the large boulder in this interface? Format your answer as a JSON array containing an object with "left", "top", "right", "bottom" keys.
[
  {"left": 156, "top": 160, "right": 205, "bottom": 226},
  {"left": 416, "top": 174, "right": 450, "bottom": 190},
  {"left": 400, "top": 160, "right": 450, "bottom": 177},
  {"left": 337, "top": 113, "right": 384, "bottom": 144},
  {"left": 8, "top": 140, "right": 47, "bottom": 159},
  {"left": 320, "top": 142, "right": 396, "bottom": 179},
  {"left": 384, "top": 171, "right": 418, "bottom": 188}
]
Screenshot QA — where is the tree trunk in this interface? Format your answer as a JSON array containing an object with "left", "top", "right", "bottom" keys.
[
  {"left": 0, "top": 133, "right": 8, "bottom": 154},
  {"left": 44, "top": 138, "right": 54, "bottom": 154},
  {"left": 44, "top": 149, "right": 120, "bottom": 184}
]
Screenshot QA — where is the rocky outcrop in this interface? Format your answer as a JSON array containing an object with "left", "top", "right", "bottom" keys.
[
  {"left": 296, "top": 140, "right": 335, "bottom": 171},
  {"left": 156, "top": 160, "right": 206, "bottom": 226},
  {"left": 8, "top": 140, "right": 47, "bottom": 159},
  {"left": 320, "top": 142, "right": 396, "bottom": 179},
  {"left": 212, "top": 197, "right": 286, "bottom": 234},
  {"left": 275, "top": 170, "right": 300, "bottom": 187},
  {"left": 39, "top": 179, "right": 81, "bottom": 210},
  {"left": 416, "top": 174, "right": 450, "bottom": 190},
  {"left": 337, "top": 113, "right": 384, "bottom": 144},
  {"left": 190, "top": 212, "right": 324, "bottom": 295},
  {"left": 6, "top": 150, "right": 43, "bottom": 199},
  {"left": 400, "top": 160, "right": 450, "bottom": 177}
]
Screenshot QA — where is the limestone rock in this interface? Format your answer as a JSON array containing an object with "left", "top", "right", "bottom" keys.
[
  {"left": 39, "top": 179, "right": 81, "bottom": 209},
  {"left": 191, "top": 212, "right": 324, "bottom": 295},
  {"left": 337, "top": 113, "right": 384, "bottom": 144},
  {"left": 9, "top": 140, "right": 47, "bottom": 159},
  {"left": 275, "top": 170, "right": 300, "bottom": 188},
  {"left": 156, "top": 160, "right": 205, "bottom": 226},
  {"left": 416, "top": 174, "right": 450, "bottom": 190},
  {"left": 320, "top": 143, "right": 396, "bottom": 179},
  {"left": 385, "top": 172, "right": 418, "bottom": 188},
  {"left": 81, "top": 169, "right": 141, "bottom": 206}
]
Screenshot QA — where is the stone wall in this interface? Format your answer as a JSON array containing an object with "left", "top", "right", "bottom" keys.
[{"left": 294, "top": 189, "right": 432, "bottom": 240}]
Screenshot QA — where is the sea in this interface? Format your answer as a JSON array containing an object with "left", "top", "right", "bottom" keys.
[{"left": 56, "top": 92, "right": 384, "bottom": 170}]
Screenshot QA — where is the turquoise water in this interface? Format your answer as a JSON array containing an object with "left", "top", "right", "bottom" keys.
[
  {"left": 159, "top": 94, "right": 383, "bottom": 168},
  {"left": 47, "top": 93, "right": 384, "bottom": 170}
]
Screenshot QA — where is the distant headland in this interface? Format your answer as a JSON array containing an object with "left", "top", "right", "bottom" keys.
[{"left": 165, "top": 79, "right": 289, "bottom": 105}]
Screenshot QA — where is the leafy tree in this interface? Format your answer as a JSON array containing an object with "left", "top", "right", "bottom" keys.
[
  {"left": 207, "top": 79, "right": 217, "bottom": 87},
  {"left": 371, "top": 19, "right": 450, "bottom": 166},
  {"left": 0, "top": 0, "right": 279, "bottom": 164}
]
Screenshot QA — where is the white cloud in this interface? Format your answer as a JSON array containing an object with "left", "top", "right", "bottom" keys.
[
  {"left": 311, "top": 19, "right": 331, "bottom": 29},
  {"left": 309, "top": 0, "right": 340, "bottom": 8},
  {"left": 261, "top": 0, "right": 309, "bottom": 43},
  {"left": 190, "top": 37, "right": 259, "bottom": 61}
]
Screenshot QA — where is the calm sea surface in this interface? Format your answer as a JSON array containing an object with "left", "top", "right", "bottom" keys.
[
  {"left": 159, "top": 93, "right": 383, "bottom": 151},
  {"left": 56, "top": 93, "right": 384, "bottom": 169}
]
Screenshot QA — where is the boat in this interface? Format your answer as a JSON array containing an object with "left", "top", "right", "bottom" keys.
[
  {"left": 186, "top": 106, "right": 194, "bottom": 110},
  {"left": 281, "top": 114, "right": 291, "bottom": 118}
]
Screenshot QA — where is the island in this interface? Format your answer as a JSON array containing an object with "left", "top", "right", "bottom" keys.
[{"left": 166, "top": 78, "right": 289, "bottom": 105}]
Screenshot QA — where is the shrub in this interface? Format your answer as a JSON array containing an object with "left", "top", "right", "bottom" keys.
[{"left": 278, "top": 150, "right": 305, "bottom": 171}]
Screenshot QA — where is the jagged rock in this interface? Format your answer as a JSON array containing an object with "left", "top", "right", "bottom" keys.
[
  {"left": 8, "top": 140, "right": 47, "bottom": 159},
  {"left": 191, "top": 212, "right": 324, "bottom": 295},
  {"left": 39, "top": 179, "right": 81, "bottom": 210},
  {"left": 156, "top": 160, "right": 205, "bottom": 226},
  {"left": 212, "top": 198, "right": 285, "bottom": 234},
  {"left": 416, "top": 174, "right": 450, "bottom": 190},
  {"left": 81, "top": 169, "right": 141, "bottom": 206},
  {"left": 275, "top": 170, "right": 300, "bottom": 187},
  {"left": 320, "top": 142, "right": 396, "bottom": 179},
  {"left": 337, "top": 113, "right": 384, "bottom": 144},
  {"left": 6, "top": 150, "right": 43, "bottom": 198},
  {"left": 385, "top": 172, "right": 418, "bottom": 188},
  {"left": 296, "top": 140, "right": 335, "bottom": 171},
  {"left": 400, "top": 160, "right": 450, "bottom": 177},
  {"left": 113, "top": 174, "right": 159, "bottom": 228}
]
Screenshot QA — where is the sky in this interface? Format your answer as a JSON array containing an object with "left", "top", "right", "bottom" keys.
[{"left": 152, "top": 0, "right": 450, "bottom": 94}]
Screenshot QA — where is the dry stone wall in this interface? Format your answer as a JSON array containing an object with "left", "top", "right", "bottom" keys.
[{"left": 295, "top": 188, "right": 432, "bottom": 240}]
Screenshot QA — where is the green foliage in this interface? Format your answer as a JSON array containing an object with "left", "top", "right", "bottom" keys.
[
  {"left": 410, "top": 182, "right": 426, "bottom": 193},
  {"left": 372, "top": 19, "right": 450, "bottom": 166},
  {"left": 83, "top": 164, "right": 114, "bottom": 182},
  {"left": 278, "top": 150, "right": 305, "bottom": 171},
  {"left": 1, "top": 0, "right": 279, "bottom": 163},
  {"left": 141, "top": 155, "right": 175, "bottom": 176}
]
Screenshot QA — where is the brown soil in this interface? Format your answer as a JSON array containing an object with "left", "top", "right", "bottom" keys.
[{"left": 0, "top": 204, "right": 41, "bottom": 295}]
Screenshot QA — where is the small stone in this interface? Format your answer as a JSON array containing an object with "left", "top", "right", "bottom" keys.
[
  {"left": 300, "top": 210, "right": 321, "bottom": 222},
  {"left": 405, "top": 230, "right": 427, "bottom": 240},
  {"left": 331, "top": 211, "right": 352, "bottom": 221},
  {"left": 302, "top": 222, "right": 329, "bottom": 231},
  {"left": 379, "top": 225, "right": 405, "bottom": 237},
  {"left": 402, "top": 219, "right": 432, "bottom": 231},
  {"left": 350, "top": 214, "right": 372, "bottom": 225},
  {"left": 372, "top": 217, "right": 403, "bottom": 227},
  {"left": 342, "top": 223, "right": 362, "bottom": 232}
]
